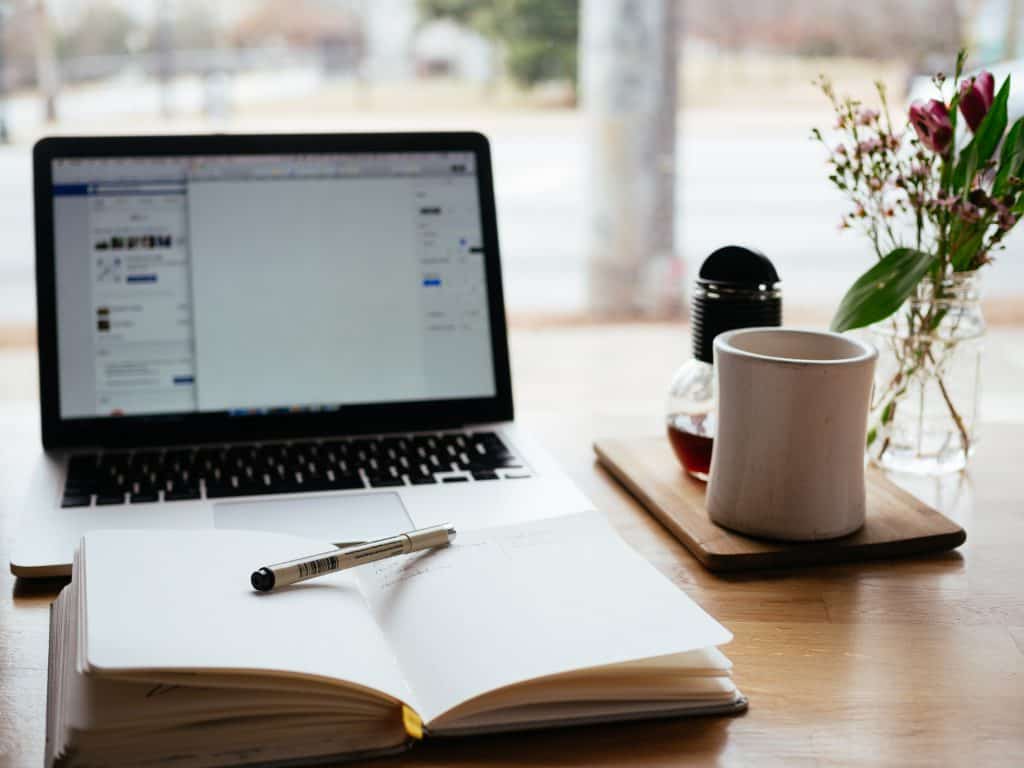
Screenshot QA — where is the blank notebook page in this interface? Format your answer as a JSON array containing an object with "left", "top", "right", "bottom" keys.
[{"left": 81, "top": 530, "right": 413, "bottom": 704}]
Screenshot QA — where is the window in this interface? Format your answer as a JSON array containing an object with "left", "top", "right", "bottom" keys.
[{"left": 0, "top": 0, "right": 1020, "bottom": 330}]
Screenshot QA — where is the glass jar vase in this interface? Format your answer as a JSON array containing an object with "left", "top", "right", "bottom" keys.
[{"left": 867, "top": 272, "right": 985, "bottom": 474}]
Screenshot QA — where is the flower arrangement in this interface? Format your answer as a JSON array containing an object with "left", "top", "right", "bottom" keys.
[{"left": 813, "top": 52, "right": 1022, "bottom": 470}]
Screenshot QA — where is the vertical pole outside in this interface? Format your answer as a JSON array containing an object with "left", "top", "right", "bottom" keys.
[
  {"left": 157, "top": 0, "right": 174, "bottom": 119},
  {"left": 33, "top": 0, "right": 58, "bottom": 123},
  {"left": 580, "top": 0, "right": 681, "bottom": 317},
  {"left": 1006, "top": 0, "right": 1020, "bottom": 59},
  {"left": 0, "top": 3, "right": 8, "bottom": 143}
]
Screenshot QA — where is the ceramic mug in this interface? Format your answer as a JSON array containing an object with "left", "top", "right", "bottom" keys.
[{"left": 706, "top": 328, "right": 877, "bottom": 541}]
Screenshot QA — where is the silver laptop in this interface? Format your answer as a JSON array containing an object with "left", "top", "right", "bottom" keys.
[{"left": 12, "top": 132, "right": 593, "bottom": 578}]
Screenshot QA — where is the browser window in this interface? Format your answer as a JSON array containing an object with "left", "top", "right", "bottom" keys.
[{"left": 51, "top": 153, "right": 496, "bottom": 419}]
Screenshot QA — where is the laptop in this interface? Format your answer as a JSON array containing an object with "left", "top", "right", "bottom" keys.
[{"left": 11, "top": 132, "right": 594, "bottom": 578}]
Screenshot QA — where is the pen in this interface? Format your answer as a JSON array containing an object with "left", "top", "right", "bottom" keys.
[{"left": 250, "top": 523, "right": 457, "bottom": 592}]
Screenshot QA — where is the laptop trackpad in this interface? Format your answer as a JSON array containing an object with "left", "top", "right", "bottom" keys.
[{"left": 213, "top": 493, "right": 413, "bottom": 544}]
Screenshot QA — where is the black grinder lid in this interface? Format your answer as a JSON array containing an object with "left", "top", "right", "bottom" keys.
[{"left": 691, "top": 245, "right": 782, "bottom": 364}]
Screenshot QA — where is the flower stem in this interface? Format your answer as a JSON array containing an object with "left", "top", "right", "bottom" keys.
[{"left": 926, "top": 349, "right": 971, "bottom": 455}]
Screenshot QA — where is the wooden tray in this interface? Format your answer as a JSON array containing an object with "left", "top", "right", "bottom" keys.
[{"left": 594, "top": 436, "right": 966, "bottom": 572}]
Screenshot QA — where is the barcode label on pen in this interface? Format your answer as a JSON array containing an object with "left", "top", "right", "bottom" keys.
[{"left": 298, "top": 556, "right": 338, "bottom": 579}]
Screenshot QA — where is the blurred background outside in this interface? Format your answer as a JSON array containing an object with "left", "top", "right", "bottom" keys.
[{"left": 0, "top": 0, "right": 1022, "bottom": 335}]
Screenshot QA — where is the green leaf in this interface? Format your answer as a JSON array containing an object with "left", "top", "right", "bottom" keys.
[
  {"left": 950, "top": 227, "right": 983, "bottom": 272},
  {"left": 830, "top": 248, "right": 938, "bottom": 332},
  {"left": 866, "top": 427, "right": 877, "bottom": 446},
  {"left": 994, "top": 116, "right": 1024, "bottom": 195},
  {"left": 942, "top": 89, "right": 962, "bottom": 190},
  {"left": 950, "top": 219, "right": 985, "bottom": 271},
  {"left": 954, "top": 76, "right": 1010, "bottom": 192}
]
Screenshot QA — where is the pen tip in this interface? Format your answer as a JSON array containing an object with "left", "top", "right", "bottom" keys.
[
  {"left": 251, "top": 568, "right": 275, "bottom": 592},
  {"left": 446, "top": 525, "right": 457, "bottom": 542}
]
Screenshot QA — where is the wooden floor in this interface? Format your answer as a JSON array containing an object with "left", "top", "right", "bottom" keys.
[{"left": 1, "top": 323, "right": 1023, "bottom": 766}]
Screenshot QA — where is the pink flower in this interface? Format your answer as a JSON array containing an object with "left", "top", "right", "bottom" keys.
[
  {"left": 993, "top": 199, "right": 1018, "bottom": 230},
  {"left": 959, "top": 71, "right": 995, "bottom": 133},
  {"left": 910, "top": 99, "right": 953, "bottom": 154},
  {"left": 856, "top": 138, "right": 882, "bottom": 154},
  {"left": 857, "top": 108, "right": 880, "bottom": 126},
  {"left": 958, "top": 202, "right": 982, "bottom": 223}
]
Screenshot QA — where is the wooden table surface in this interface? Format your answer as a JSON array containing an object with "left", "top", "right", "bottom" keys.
[{"left": 1, "top": 325, "right": 1023, "bottom": 767}]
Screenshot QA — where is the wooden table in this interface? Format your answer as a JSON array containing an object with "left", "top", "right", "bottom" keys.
[{"left": 2, "top": 325, "right": 1023, "bottom": 767}]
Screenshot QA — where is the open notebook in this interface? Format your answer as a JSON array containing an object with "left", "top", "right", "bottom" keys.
[{"left": 46, "top": 513, "right": 746, "bottom": 767}]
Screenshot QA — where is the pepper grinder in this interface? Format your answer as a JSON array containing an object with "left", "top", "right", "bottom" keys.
[{"left": 666, "top": 245, "right": 782, "bottom": 481}]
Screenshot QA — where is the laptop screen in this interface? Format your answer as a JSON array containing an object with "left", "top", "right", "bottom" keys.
[{"left": 49, "top": 152, "right": 497, "bottom": 420}]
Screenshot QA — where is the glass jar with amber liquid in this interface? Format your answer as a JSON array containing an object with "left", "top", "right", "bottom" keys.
[{"left": 666, "top": 246, "right": 781, "bottom": 481}]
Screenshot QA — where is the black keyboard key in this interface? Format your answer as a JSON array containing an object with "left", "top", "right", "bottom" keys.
[
  {"left": 64, "top": 479, "right": 97, "bottom": 496},
  {"left": 369, "top": 476, "right": 404, "bottom": 487},
  {"left": 61, "top": 494, "right": 91, "bottom": 508},
  {"left": 249, "top": 471, "right": 288, "bottom": 495},
  {"left": 223, "top": 453, "right": 251, "bottom": 472},
  {"left": 352, "top": 439, "right": 380, "bottom": 456},
  {"left": 293, "top": 479, "right": 332, "bottom": 493},
  {"left": 467, "top": 457, "right": 519, "bottom": 471},
  {"left": 131, "top": 451, "right": 161, "bottom": 472},
  {"left": 205, "top": 478, "right": 261, "bottom": 498},
  {"left": 441, "top": 476, "right": 469, "bottom": 483},
  {"left": 130, "top": 491, "right": 159, "bottom": 504},
  {"left": 326, "top": 472, "right": 364, "bottom": 491},
  {"left": 164, "top": 487, "right": 201, "bottom": 502},
  {"left": 97, "top": 477, "right": 129, "bottom": 497},
  {"left": 269, "top": 443, "right": 292, "bottom": 461},
  {"left": 204, "top": 483, "right": 234, "bottom": 499},
  {"left": 409, "top": 475, "right": 437, "bottom": 485},
  {"left": 66, "top": 454, "right": 100, "bottom": 492},
  {"left": 471, "top": 431, "right": 506, "bottom": 445},
  {"left": 412, "top": 435, "right": 439, "bottom": 451},
  {"left": 96, "top": 493, "right": 126, "bottom": 505},
  {"left": 268, "top": 471, "right": 304, "bottom": 494},
  {"left": 97, "top": 454, "right": 132, "bottom": 485},
  {"left": 472, "top": 470, "right": 499, "bottom": 481}
]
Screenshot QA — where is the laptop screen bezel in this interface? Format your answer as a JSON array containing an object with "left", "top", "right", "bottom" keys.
[{"left": 34, "top": 132, "right": 514, "bottom": 450}]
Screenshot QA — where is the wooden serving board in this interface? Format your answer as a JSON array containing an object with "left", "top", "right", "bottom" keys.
[{"left": 594, "top": 436, "right": 966, "bottom": 572}]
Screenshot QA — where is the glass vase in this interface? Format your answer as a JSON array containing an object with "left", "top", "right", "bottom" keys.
[{"left": 867, "top": 272, "right": 984, "bottom": 475}]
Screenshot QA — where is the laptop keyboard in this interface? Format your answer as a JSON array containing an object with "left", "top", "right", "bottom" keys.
[{"left": 60, "top": 431, "right": 530, "bottom": 507}]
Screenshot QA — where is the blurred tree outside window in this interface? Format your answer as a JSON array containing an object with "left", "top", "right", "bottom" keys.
[
  {"left": 418, "top": 0, "right": 578, "bottom": 92},
  {"left": 57, "top": 2, "right": 137, "bottom": 61}
]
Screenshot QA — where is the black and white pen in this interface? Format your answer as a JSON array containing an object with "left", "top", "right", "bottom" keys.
[{"left": 250, "top": 523, "right": 457, "bottom": 592}]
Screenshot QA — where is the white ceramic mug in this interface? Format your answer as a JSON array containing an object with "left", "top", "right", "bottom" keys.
[{"left": 706, "top": 328, "right": 877, "bottom": 541}]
